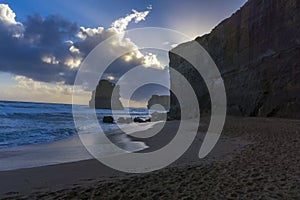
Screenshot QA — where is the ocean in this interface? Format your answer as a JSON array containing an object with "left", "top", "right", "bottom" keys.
[{"left": 0, "top": 100, "right": 151, "bottom": 149}]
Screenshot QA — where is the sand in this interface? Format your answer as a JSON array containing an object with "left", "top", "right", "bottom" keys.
[{"left": 0, "top": 117, "right": 299, "bottom": 199}]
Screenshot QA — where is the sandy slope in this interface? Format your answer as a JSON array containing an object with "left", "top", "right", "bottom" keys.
[{"left": 0, "top": 117, "right": 299, "bottom": 199}]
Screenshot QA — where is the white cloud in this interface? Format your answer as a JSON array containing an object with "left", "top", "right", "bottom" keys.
[
  {"left": 0, "top": 4, "right": 24, "bottom": 38},
  {"left": 110, "top": 7, "right": 164, "bottom": 69},
  {"left": 12, "top": 32, "right": 23, "bottom": 38},
  {"left": 64, "top": 57, "right": 82, "bottom": 69},
  {"left": 69, "top": 45, "right": 80, "bottom": 54},
  {"left": 171, "top": 43, "right": 178, "bottom": 48},
  {"left": 14, "top": 75, "right": 71, "bottom": 95},
  {"left": 142, "top": 53, "right": 163, "bottom": 69},
  {"left": 122, "top": 51, "right": 142, "bottom": 62},
  {"left": 0, "top": 4, "right": 19, "bottom": 25},
  {"left": 163, "top": 41, "right": 179, "bottom": 48},
  {"left": 76, "top": 26, "right": 105, "bottom": 39},
  {"left": 41, "top": 55, "right": 59, "bottom": 65},
  {"left": 65, "top": 40, "right": 73, "bottom": 45},
  {"left": 75, "top": 7, "right": 163, "bottom": 71},
  {"left": 107, "top": 75, "right": 115, "bottom": 81},
  {"left": 11, "top": 75, "right": 89, "bottom": 104},
  {"left": 0, "top": 5, "right": 164, "bottom": 105},
  {"left": 111, "top": 8, "right": 150, "bottom": 33},
  {"left": 120, "top": 97, "right": 148, "bottom": 108},
  {"left": 0, "top": 5, "right": 170, "bottom": 105}
]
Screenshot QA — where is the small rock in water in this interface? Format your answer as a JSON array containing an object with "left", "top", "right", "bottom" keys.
[
  {"left": 133, "top": 117, "right": 151, "bottom": 123},
  {"left": 103, "top": 116, "right": 114, "bottom": 123}
]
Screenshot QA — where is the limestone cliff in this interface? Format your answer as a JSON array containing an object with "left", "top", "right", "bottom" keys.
[
  {"left": 89, "top": 80, "right": 124, "bottom": 110},
  {"left": 169, "top": 0, "right": 300, "bottom": 119}
]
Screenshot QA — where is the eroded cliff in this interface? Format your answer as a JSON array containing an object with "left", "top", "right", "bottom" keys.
[{"left": 169, "top": 0, "right": 300, "bottom": 119}]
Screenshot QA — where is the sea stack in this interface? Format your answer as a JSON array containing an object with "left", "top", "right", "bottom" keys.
[
  {"left": 169, "top": 0, "right": 300, "bottom": 119},
  {"left": 147, "top": 95, "right": 170, "bottom": 110},
  {"left": 89, "top": 80, "right": 124, "bottom": 110}
]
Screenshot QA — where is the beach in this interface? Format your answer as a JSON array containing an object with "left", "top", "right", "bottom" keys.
[
  {"left": 1, "top": 0, "right": 299, "bottom": 199},
  {"left": 0, "top": 117, "right": 299, "bottom": 199}
]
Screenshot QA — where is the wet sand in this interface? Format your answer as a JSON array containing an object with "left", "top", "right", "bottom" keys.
[{"left": 0, "top": 117, "right": 299, "bottom": 199}]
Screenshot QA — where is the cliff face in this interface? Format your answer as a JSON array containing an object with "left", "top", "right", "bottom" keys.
[
  {"left": 89, "top": 80, "right": 124, "bottom": 110},
  {"left": 169, "top": 0, "right": 300, "bottom": 119}
]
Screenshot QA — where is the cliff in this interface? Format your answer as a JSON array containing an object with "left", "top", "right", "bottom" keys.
[
  {"left": 147, "top": 95, "right": 170, "bottom": 110},
  {"left": 89, "top": 80, "right": 124, "bottom": 110},
  {"left": 169, "top": 0, "right": 300, "bottom": 119}
]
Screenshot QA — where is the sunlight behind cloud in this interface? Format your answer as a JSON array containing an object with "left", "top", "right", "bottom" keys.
[
  {"left": 64, "top": 57, "right": 82, "bottom": 69},
  {"left": 8, "top": 75, "right": 90, "bottom": 104},
  {"left": 41, "top": 55, "right": 59, "bottom": 65},
  {"left": 142, "top": 53, "right": 163, "bottom": 69},
  {"left": 0, "top": 4, "right": 165, "bottom": 104},
  {"left": 69, "top": 45, "right": 80, "bottom": 54}
]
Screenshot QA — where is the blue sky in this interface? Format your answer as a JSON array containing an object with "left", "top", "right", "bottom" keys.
[
  {"left": 0, "top": 0, "right": 247, "bottom": 105},
  {"left": 2, "top": 0, "right": 247, "bottom": 36}
]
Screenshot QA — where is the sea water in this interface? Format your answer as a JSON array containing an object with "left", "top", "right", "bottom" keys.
[{"left": 0, "top": 100, "right": 151, "bottom": 149}]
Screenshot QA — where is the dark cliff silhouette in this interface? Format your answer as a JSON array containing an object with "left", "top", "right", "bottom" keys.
[{"left": 169, "top": 0, "right": 300, "bottom": 119}]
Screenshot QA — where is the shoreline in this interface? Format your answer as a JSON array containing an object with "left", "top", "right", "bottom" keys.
[
  {"left": 0, "top": 134, "right": 92, "bottom": 171},
  {"left": 0, "top": 121, "right": 164, "bottom": 172},
  {"left": 0, "top": 117, "right": 299, "bottom": 198}
]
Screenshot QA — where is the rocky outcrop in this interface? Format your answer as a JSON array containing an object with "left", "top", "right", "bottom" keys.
[
  {"left": 169, "top": 0, "right": 300, "bottom": 119},
  {"left": 147, "top": 95, "right": 170, "bottom": 110},
  {"left": 133, "top": 117, "right": 151, "bottom": 123},
  {"left": 89, "top": 80, "right": 124, "bottom": 110},
  {"left": 103, "top": 116, "right": 114, "bottom": 123}
]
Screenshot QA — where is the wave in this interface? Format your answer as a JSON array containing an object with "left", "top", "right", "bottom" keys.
[{"left": 0, "top": 101, "right": 152, "bottom": 149}]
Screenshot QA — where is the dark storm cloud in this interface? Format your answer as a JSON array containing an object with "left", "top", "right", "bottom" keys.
[
  {"left": 23, "top": 14, "right": 78, "bottom": 48},
  {"left": 0, "top": 4, "right": 163, "bottom": 95},
  {"left": 0, "top": 11, "right": 79, "bottom": 84}
]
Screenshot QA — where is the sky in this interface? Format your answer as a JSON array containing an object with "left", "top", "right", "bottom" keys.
[{"left": 0, "top": 0, "right": 247, "bottom": 106}]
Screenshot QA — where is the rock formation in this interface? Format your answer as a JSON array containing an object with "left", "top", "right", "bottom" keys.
[
  {"left": 169, "top": 0, "right": 300, "bottom": 119},
  {"left": 103, "top": 116, "right": 114, "bottom": 123},
  {"left": 89, "top": 80, "right": 124, "bottom": 110},
  {"left": 133, "top": 117, "right": 151, "bottom": 123},
  {"left": 147, "top": 95, "right": 170, "bottom": 110}
]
